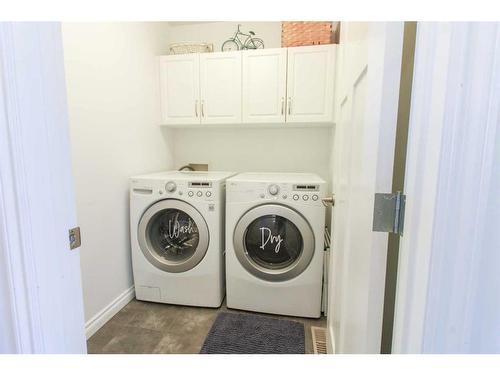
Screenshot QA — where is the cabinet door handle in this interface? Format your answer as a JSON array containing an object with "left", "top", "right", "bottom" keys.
[
  {"left": 288, "top": 97, "right": 292, "bottom": 115},
  {"left": 201, "top": 100, "right": 205, "bottom": 117},
  {"left": 281, "top": 97, "right": 284, "bottom": 115},
  {"left": 195, "top": 100, "right": 198, "bottom": 117}
]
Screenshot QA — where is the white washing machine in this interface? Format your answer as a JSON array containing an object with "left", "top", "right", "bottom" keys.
[
  {"left": 225, "top": 172, "right": 326, "bottom": 318},
  {"left": 130, "top": 171, "right": 234, "bottom": 307}
]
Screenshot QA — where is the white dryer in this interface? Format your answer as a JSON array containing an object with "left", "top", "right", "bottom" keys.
[
  {"left": 225, "top": 172, "right": 326, "bottom": 318},
  {"left": 130, "top": 171, "right": 234, "bottom": 307}
]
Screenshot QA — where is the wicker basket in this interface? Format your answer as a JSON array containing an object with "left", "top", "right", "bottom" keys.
[
  {"left": 281, "top": 22, "right": 333, "bottom": 47},
  {"left": 169, "top": 42, "right": 213, "bottom": 55}
]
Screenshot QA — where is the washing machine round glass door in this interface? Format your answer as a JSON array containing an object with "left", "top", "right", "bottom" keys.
[
  {"left": 137, "top": 199, "right": 209, "bottom": 273},
  {"left": 233, "top": 204, "right": 315, "bottom": 281}
]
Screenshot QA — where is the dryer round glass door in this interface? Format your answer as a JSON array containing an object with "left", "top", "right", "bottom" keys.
[
  {"left": 138, "top": 199, "right": 209, "bottom": 273},
  {"left": 233, "top": 204, "right": 315, "bottom": 281}
]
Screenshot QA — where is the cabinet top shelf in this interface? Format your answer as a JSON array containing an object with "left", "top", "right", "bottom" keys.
[
  {"left": 160, "top": 122, "right": 335, "bottom": 129},
  {"left": 159, "top": 44, "right": 337, "bottom": 58}
]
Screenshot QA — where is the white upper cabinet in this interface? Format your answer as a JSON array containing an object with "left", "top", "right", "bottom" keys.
[
  {"left": 286, "top": 45, "right": 336, "bottom": 123},
  {"left": 242, "top": 48, "right": 287, "bottom": 123},
  {"left": 159, "top": 54, "right": 200, "bottom": 124},
  {"left": 159, "top": 45, "right": 336, "bottom": 126},
  {"left": 199, "top": 51, "right": 242, "bottom": 124}
]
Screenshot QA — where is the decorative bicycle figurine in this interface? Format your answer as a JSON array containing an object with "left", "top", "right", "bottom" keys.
[{"left": 222, "top": 24, "right": 264, "bottom": 51}]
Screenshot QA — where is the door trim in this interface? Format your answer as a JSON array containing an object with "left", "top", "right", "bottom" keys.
[
  {"left": 0, "top": 22, "right": 86, "bottom": 353},
  {"left": 0, "top": 22, "right": 42, "bottom": 353},
  {"left": 391, "top": 22, "right": 454, "bottom": 353},
  {"left": 138, "top": 199, "right": 210, "bottom": 273},
  {"left": 233, "top": 204, "right": 315, "bottom": 282},
  {"left": 380, "top": 21, "right": 417, "bottom": 354},
  {"left": 393, "top": 22, "right": 500, "bottom": 353}
]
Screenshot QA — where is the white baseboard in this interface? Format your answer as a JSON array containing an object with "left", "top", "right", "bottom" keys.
[
  {"left": 85, "top": 286, "right": 135, "bottom": 339},
  {"left": 327, "top": 324, "right": 336, "bottom": 354}
]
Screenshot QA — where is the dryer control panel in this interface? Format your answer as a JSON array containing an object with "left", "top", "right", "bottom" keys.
[
  {"left": 227, "top": 181, "right": 325, "bottom": 206},
  {"left": 291, "top": 184, "right": 321, "bottom": 202}
]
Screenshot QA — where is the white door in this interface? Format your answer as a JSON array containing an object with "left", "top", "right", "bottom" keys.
[
  {"left": 286, "top": 45, "right": 336, "bottom": 123},
  {"left": 200, "top": 51, "right": 242, "bottom": 124},
  {"left": 327, "top": 22, "right": 404, "bottom": 353},
  {"left": 0, "top": 22, "right": 86, "bottom": 353},
  {"left": 242, "top": 48, "right": 287, "bottom": 123},
  {"left": 159, "top": 54, "right": 201, "bottom": 125}
]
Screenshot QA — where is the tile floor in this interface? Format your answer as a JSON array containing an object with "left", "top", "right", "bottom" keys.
[{"left": 87, "top": 298, "right": 326, "bottom": 354}]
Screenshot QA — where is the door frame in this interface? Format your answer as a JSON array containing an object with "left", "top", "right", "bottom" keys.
[
  {"left": 380, "top": 21, "right": 417, "bottom": 353},
  {"left": 392, "top": 22, "right": 500, "bottom": 353},
  {"left": 391, "top": 22, "right": 453, "bottom": 354},
  {"left": 0, "top": 22, "right": 86, "bottom": 353}
]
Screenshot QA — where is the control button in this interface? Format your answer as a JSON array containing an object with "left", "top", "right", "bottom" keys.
[
  {"left": 260, "top": 193, "right": 265, "bottom": 199},
  {"left": 312, "top": 194, "right": 319, "bottom": 201},
  {"left": 302, "top": 195, "right": 309, "bottom": 201},
  {"left": 188, "top": 191, "right": 194, "bottom": 197},
  {"left": 293, "top": 194, "right": 299, "bottom": 201},
  {"left": 282, "top": 195, "right": 287, "bottom": 199},
  {"left": 206, "top": 191, "right": 212, "bottom": 197},
  {"left": 159, "top": 190, "right": 163, "bottom": 195},
  {"left": 196, "top": 191, "right": 202, "bottom": 197},
  {"left": 165, "top": 181, "right": 176, "bottom": 193},
  {"left": 178, "top": 191, "right": 183, "bottom": 196},
  {"left": 268, "top": 184, "right": 280, "bottom": 196}
]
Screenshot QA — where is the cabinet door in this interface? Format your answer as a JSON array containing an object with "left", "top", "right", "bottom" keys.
[
  {"left": 242, "top": 48, "right": 287, "bottom": 123},
  {"left": 159, "top": 54, "right": 200, "bottom": 124},
  {"left": 199, "top": 51, "right": 242, "bottom": 124},
  {"left": 286, "top": 45, "right": 336, "bottom": 123}
]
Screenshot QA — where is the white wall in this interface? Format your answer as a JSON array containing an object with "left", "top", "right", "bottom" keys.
[
  {"left": 172, "top": 128, "right": 333, "bottom": 183},
  {"left": 167, "top": 22, "right": 282, "bottom": 52},
  {"left": 62, "top": 22, "right": 174, "bottom": 332}
]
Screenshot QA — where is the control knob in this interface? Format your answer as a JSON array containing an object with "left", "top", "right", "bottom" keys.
[
  {"left": 165, "top": 181, "right": 177, "bottom": 193},
  {"left": 268, "top": 184, "right": 280, "bottom": 196}
]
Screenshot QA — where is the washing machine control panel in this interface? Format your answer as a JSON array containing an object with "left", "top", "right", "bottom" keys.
[{"left": 159, "top": 180, "right": 217, "bottom": 202}]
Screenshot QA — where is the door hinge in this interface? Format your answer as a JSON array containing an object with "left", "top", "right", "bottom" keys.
[
  {"left": 372, "top": 191, "right": 406, "bottom": 235},
  {"left": 69, "top": 227, "right": 81, "bottom": 250}
]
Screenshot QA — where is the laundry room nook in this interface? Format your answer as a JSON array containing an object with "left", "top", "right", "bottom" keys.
[
  {"left": 60, "top": 21, "right": 344, "bottom": 354},
  {"left": 34, "top": 17, "right": 416, "bottom": 356}
]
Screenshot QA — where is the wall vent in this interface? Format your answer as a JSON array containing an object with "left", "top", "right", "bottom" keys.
[{"left": 311, "top": 326, "right": 328, "bottom": 354}]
